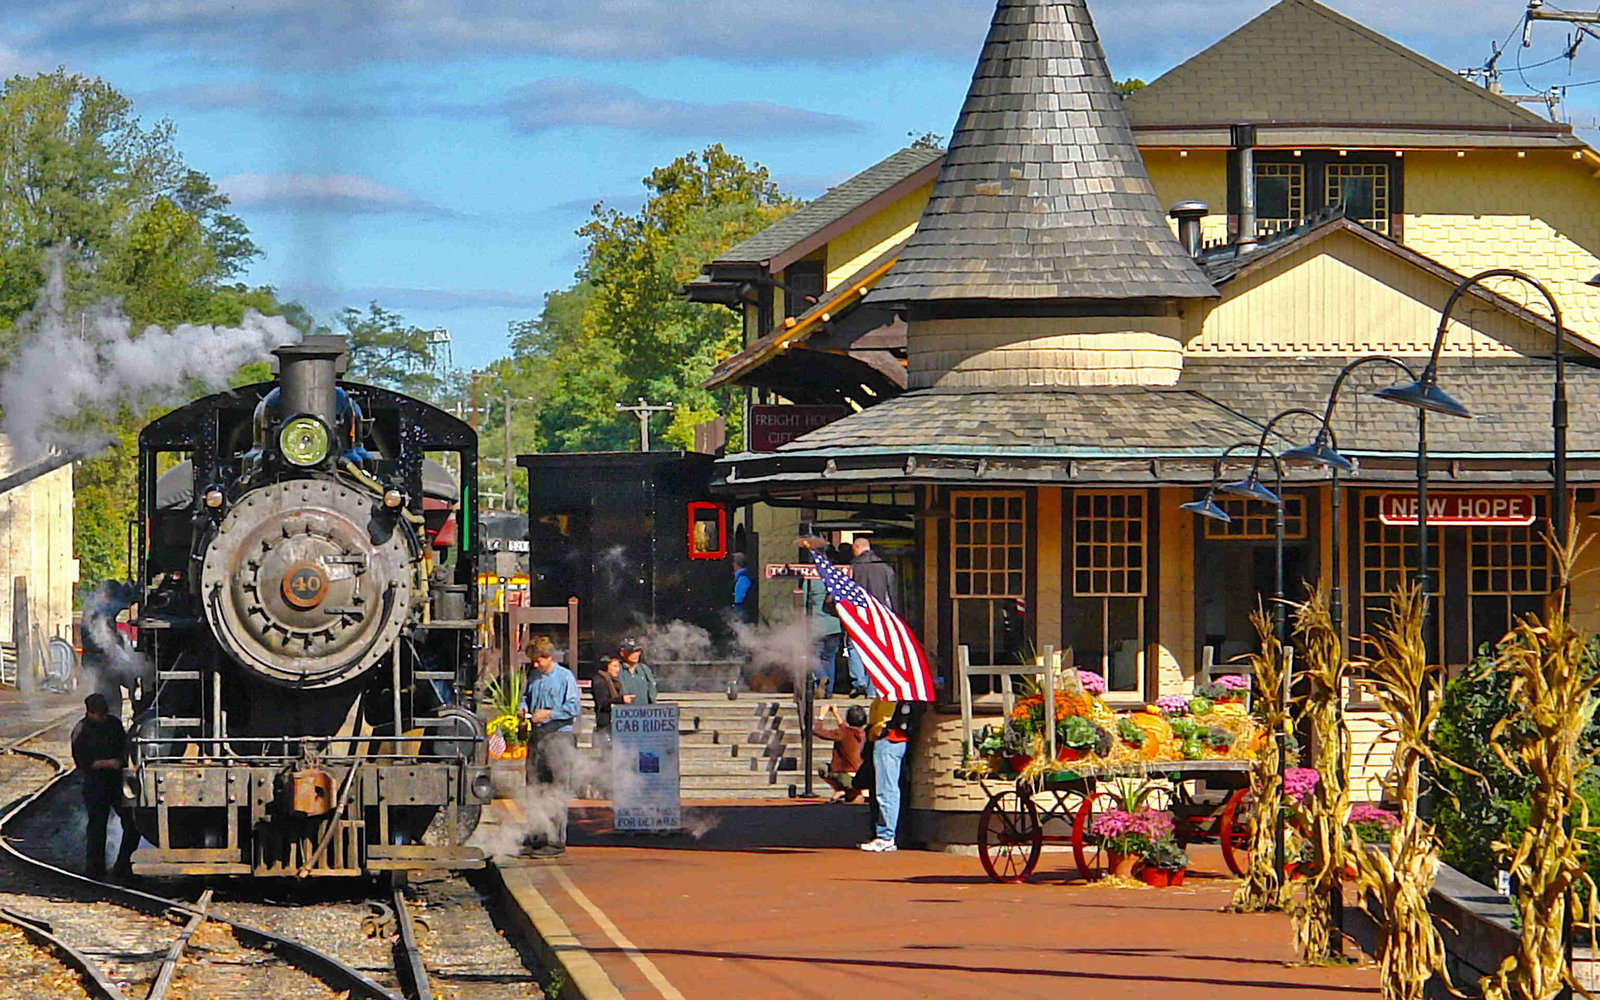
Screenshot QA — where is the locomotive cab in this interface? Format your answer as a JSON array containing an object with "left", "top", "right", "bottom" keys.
[{"left": 129, "top": 335, "right": 491, "bottom": 877}]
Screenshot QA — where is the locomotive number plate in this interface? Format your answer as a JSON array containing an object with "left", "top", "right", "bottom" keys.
[{"left": 282, "top": 562, "right": 330, "bottom": 609}]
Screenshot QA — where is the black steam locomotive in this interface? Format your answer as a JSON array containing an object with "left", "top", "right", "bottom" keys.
[{"left": 128, "top": 335, "right": 491, "bottom": 877}]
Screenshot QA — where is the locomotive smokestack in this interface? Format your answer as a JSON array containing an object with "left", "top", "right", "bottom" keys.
[{"left": 272, "top": 334, "right": 348, "bottom": 427}]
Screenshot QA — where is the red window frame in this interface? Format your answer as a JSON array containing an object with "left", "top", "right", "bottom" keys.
[{"left": 686, "top": 501, "right": 727, "bottom": 560}]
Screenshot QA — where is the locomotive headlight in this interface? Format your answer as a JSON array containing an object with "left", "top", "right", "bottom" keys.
[
  {"left": 203, "top": 488, "right": 225, "bottom": 509},
  {"left": 279, "top": 416, "right": 330, "bottom": 467}
]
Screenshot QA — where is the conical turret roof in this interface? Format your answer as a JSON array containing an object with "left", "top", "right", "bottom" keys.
[{"left": 869, "top": 0, "right": 1215, "bottom": 305}]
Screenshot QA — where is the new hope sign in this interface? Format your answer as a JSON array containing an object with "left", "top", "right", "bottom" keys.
[{"left": 1377, "top": 492, "right": 1537, "bottom": 527}]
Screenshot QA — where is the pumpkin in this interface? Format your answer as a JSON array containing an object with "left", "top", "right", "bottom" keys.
[{"left": 1126, "top": 710, "right": 1173, "bottom": 745}]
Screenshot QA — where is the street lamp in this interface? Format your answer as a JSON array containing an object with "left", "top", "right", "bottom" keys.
[{"left": 1186, "top": 436, "right": 1291, "bottom": 888}]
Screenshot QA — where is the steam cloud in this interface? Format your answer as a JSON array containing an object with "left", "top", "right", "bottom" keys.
[{"left": 0, "top": 251, "right": 302, "bottom": 463}]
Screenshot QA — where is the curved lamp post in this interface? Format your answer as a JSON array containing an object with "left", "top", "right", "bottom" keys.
[{"left": 1185, "top": 436, "right": 1290, "bottom": 887}]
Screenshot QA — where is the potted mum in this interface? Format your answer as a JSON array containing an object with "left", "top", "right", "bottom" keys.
[
  {"left": 1349, "top": 804, "right": 1399, "bottom": 845},
  {"left": 1090, "top": 807, "right": 1173, "bottom": 878},
  {"left": 1199, "top": 674, "right": 1251, "bottom": 705},
  {"left": 1139, "top": 838, "right": 1189, "bottom": 887}
]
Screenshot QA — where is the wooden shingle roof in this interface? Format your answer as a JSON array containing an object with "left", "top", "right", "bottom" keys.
[
  {"left": 1124, "top": 0, "right": 1576, "bottom": 144},
  {"left": 867, "top": 0, "right": 1216, "bottom": 305}
]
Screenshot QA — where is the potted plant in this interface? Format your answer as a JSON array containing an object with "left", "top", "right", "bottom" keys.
[
  {"left": 484, "top": 670, "right": 529, "bottom": 761},
  {"left": 1201, "top": 674, "right": 1252, "bottom": 704},
  {"left": 1349, "top": 804, "right": 1399, "bottom": 845},
  {"left": 1139, "top": 838, "right": 1189, "bottom": 887},
  {"left": 1056, "top": 715, "right": 1098, "bottom": 762},
  {"left": 1090, "top": 807, "right": 1173, "bottom": 878}
]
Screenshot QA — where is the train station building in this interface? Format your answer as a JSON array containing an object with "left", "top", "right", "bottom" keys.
[{"left": 689, "top": 0, "right": 1600, "bottom": 843}]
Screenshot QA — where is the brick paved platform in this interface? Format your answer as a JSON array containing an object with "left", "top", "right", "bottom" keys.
[{"left": 482, "top": 799, "right": 1381, "bottom": 1000}]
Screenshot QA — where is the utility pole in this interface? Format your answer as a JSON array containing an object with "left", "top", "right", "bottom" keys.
[{"left": 615, "top": 398, "right": 674, "bottom": 452}]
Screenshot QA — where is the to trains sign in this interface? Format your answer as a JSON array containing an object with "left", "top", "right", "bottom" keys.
[
  {"left": 1376, "top": 492, "right": 1537, "bottom": 527},
  {"left": 748, "top": 405, "right": 849, "bottom": 452}
]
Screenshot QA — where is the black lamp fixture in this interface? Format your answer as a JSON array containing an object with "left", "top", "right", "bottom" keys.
[
  {"left": 1278, "top": 435, "right": 1353, "bottom": 473},
  {"left": 1179, "top": 493, "right": 1232, "bottom": 523},
  {"left": 1217, "top": 474, "right": 1282, "bottom": 506}
]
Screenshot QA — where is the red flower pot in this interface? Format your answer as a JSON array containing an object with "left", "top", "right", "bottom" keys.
[
  {"left": 1139, "top": 866, "right": 1170, "bottom": 888},
  {"left": 1170, "top": 868, "right": 1187, "bottom": 886},
  {"left": 1056, "top": 746, "right": 1087, "bottom": 762},
  {"left": 1105, "top": 851, "right": 1138, "bottom": 878},
  {"left": 1009, "top": 754, "right": 1033, "bottom": 773}
]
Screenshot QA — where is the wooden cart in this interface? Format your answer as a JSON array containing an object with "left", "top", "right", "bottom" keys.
[
  {"left": 954, "top": 645, "right": 1257, "bottom": 884},
  {"left": 962, "top": 760, "right": 1256, "bottom": 883}
]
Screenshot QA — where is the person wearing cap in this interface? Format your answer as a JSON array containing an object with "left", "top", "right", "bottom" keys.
[
  {"left": 70, "top": 693, "right": 141, "bottom": 878},
  {"left": 617, "top": 639, "right": 658, "bottom": 706},
  {"left": 517, "top": 636, "right": 580, "bottom": 856}
]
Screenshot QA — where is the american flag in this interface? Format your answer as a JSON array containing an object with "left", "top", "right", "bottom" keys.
[{"left": 808, "top": 548, "right": 935, "bottom": 702}]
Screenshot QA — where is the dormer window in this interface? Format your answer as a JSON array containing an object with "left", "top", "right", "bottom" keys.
[
  {"left": 1255, "top": 162, "right": 1303, "bottom": 236},
  {"left": 1326, "top": 163, "right": 1390, "bottom": 233}
]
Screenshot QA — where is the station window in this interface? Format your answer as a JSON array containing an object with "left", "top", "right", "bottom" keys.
[
  {"left": 1467, "top": 501, "right": 1550, "bottom": 653},
  {"left": 686, "top": 502, "right": 726, "bottom": 560},
  {"left": 952, "top": 492, "right": 1028, "bottom": 668},
  {"left": 1203, "top": 495, "right": 1306, "bottom": 540},
  {"left": 1327, "top": 163, "right": 1389, "bottom": 233},
  {"left": 1255, "top": 162, "right": 1304, "bottom": 236},
  {"left": 1356, "top": 493, "right": 1442, "bottom": 659},
  {"left": 1067, "top": 491, "right": 1146, "bottom": 697}
]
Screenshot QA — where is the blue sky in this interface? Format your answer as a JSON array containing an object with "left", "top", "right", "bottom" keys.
[{"left": 3, "top": 0, "right": 1596, "bottom": 370}]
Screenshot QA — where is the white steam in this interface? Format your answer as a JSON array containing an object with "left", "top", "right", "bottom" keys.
[{"left": 0, "top": 251, "right": 301, "bottom": 463}]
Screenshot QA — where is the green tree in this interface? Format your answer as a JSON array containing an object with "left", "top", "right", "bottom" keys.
[
  {"left": 0, "top": 70, "right": 275, "bottom": 588},
  {"left": 338, "top": 301, "right": 443, "bottom": 401},
  {"left": 573, "top": 144, "right": 795, "bottom": 450},
  {"left": 1116, "top": 78, "right": 1146, "bottom": 96}
]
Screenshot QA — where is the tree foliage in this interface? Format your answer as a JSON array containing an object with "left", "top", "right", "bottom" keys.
[
  {"left": 0, "top": 70, "right": 278, "bottom": 590},
  {"left": 338, "top": 301, "right": 444, "bottom": 401},
  {"left": 504, "top": 144, "right": 795, "bottom": 458}
]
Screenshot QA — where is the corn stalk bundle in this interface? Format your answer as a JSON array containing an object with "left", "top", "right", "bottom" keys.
[
  {"left": 1231, "top": 602, "right": 1290, "bottom": 913},
  {"left": 1479, "top": 532, "right": 1599, "bottom": 1000},
  {"left": 1289, "top": 586, "right": 1352, "bottom": 962},
  {"left": 1351, "top": 585, "right": 1453, "bottom": 1000}
]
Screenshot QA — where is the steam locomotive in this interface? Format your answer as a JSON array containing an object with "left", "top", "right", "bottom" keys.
[{"left": 127, "top": 335, "right": 491, "bottom": 877}]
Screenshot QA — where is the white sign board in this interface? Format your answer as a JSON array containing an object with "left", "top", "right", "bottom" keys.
[{"left": 611, "top": 704, "right": 681, "bottom": 832}]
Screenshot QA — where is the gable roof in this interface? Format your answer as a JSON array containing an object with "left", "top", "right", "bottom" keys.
[
  {"left": 868, "top": 0, "right": 1215, "bottom": 305},
  {"left": 710, "top": 146, "right": 943, "bottom": 271},
  {"left": 1193, "top": 212, "right": 1600, "bottom": 354},
  {"left": 1124, "top": 0, "right": 1578, "bottom": 146}
]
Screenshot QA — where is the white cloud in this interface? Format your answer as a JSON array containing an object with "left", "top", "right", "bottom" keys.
[
  {"left": 502, "top": 78, "right": 865, "bottom": 137},
  {"left": 218, "top": 173, "right": 447, "bottom": 215}
]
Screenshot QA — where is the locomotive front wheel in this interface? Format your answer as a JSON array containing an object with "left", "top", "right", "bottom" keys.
[
  {"left": 977, "top": 790, "right": 1042, "bottom": 884},
  {"left": 1070, "top": 791, "right": 1109, "bottom": 881},
  {"left": 1219, "top": 787, "right": 1253, "bottom": 878}
]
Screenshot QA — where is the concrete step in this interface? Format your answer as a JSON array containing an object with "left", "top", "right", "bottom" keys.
[
  {"left": 679, "top": 786, "right": 801, "bottom": 800},
  {"left": 678, "top": 757, "right": 798, "bottom": 777},
  {"left": 679, "top": 772, "right": 795, "bottom": 790}
]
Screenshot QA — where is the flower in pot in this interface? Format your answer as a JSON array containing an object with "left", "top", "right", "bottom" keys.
[
  {"left": 1091, "top": 808, "right": 1173, "bottom": 878},
  {"left": 1055, "top": 715, "right": 1098, "bottom": 762},
  {"left": 1211, "top": 674, "right": 1251, "bottom": 703},
  {"left": 1154, "top": 694, "right": 1190, "bottom": 716},
  {"left": 1349, "top": 804, "right": 1399, "bottom": 845},
  {"left": 1139, "top": 837, "right": 1189, "bottom": 887},
  {"left": 1283, "top": 766, "right": 1320, "bottom": 805}
]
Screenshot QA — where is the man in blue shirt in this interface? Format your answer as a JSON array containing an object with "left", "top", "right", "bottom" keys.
[{"left": 518, "top": 636, "right": 580, "bottom": 856}]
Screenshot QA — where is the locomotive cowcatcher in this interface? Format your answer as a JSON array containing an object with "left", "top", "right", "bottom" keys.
[{"left": 129, "top": 335, "right": 492, "bottom": 876}]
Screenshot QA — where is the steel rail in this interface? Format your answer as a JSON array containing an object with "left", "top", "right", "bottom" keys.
[
  {"left": 145, "top": 887, "right": 211, "bottom": 1000},
  {"left": 391, "top": 885, "right": 435, "bottom": 1000},
  {"left": 0, "top": 730, "right": 409, "bottom": 1000},
  {"left": 0, "top": 904, "right": 131, "bottom": 1000}
]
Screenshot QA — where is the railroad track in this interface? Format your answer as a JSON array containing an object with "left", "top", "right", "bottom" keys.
[{"left": 0, "top": 717, "right": 438, "bottom": 1000}]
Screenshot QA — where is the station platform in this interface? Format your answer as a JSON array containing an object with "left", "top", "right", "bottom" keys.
[{"left": 480, "top": 798, "right": 1382, "bottom": 1000}]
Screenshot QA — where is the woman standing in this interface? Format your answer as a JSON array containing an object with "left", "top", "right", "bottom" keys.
[{"left": 592, "top": 656, "right": 624, "bottom": 749}]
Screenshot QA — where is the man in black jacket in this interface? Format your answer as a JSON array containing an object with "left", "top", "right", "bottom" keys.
[
  {"left": 70, "top": 693, "right": 141, "bottom": 878},
  {"left": 845, "top": 536, "right": 896, "bottom": 698}
]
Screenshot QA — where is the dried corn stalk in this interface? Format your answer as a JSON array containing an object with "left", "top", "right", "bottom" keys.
[
  {"left": 1289, "top": 585, "right": 1352, "bottom": 963},
  {"left": 1479, "top": 530, "right": 1599, "bottom": 1000},
  {"left": 1231, "top": 602, "right": 1290, "bottom": 913},
  {"left": 1350, "top": 584, "right": 1453, "bottom": 1000}
]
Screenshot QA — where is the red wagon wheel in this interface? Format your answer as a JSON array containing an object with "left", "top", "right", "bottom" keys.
[
  {"left": 1070, "top": 790, "right": 1109, "bottom": 880},
  {"left": 1218, "top": 786, "right": 1254, "bottom": 878},
  {"left": 977, "top": 789, "right": 1043, "bottom": 883}
]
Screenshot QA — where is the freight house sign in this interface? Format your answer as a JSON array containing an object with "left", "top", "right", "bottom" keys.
[
  {"left": 1377, "top": 492, "right": 1537, "bottom": 526},
  {"left": 748, "top": 405, "right": 849, "bottom": 452}
]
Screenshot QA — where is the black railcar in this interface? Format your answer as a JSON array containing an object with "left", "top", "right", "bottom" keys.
[
  {"left": 515, "top": 451, "right": 732, "bottom": 673},
  {"left": 130, "top": 335, "right": 491, "bottom": 877}
]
